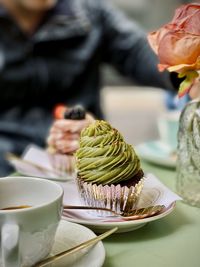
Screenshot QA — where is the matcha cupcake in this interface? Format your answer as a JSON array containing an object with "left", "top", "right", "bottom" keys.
[{"left": 75, "top": 120, "right": 144, "bottom": 215}]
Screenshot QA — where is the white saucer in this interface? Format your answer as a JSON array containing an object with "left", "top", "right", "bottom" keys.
[
  {"left": 135, "top": 140, "right": 177, "bottom": 168},
  {"left": 47, "top": 220, "right": 105, "bottom": 267},
  {"left": 60, "top": 174, "right": 180, "bottom": 233}
]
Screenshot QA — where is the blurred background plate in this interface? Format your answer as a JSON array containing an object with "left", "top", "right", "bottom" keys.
[{"left": 135, "top": 140, "right": 177, "bottom": 168}]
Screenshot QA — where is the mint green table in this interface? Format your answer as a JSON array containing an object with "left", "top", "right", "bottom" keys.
[{"left": 102, "top": 161, "right": 200, "bottom": 267}]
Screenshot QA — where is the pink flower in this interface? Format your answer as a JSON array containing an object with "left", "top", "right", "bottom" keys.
[{"left": 148, "top": 3, "right": 200, "bottom": 97}]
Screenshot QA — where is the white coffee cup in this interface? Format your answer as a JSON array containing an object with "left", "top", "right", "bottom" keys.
[
  {"left": 0, "top": 176, "right": 63, "bottom": 267},
  {"left": 157, "top": 111, "right": 180, "bottom": 151}
]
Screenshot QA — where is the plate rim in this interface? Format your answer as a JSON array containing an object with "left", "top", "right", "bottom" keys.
[{"left": 62, "top": 202, "right": 176, "bottom": 231}]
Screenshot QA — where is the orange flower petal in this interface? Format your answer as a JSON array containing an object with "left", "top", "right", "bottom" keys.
[{"left": 148, "top": 3, "right": 200, "bottom": 72}]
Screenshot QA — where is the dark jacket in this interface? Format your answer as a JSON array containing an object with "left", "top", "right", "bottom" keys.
[{"left": 0, "top": 0, "right": 175, "bottom": 160}]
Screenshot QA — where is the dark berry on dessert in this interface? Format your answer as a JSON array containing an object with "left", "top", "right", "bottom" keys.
[{"left": 64, "top": 105, "right": 86, "bottom": 120}]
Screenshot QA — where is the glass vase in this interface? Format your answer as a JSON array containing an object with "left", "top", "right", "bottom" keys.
[{"left": 176, "top": 98, "right": 200, "bottom": 207}]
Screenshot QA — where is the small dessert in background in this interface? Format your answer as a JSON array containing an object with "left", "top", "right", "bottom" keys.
[
  {"left": 75, "top": 120, "right": 144, "bottom": 215},
  {"left": 47, "top": 105, "right": 87, "bottom": 175}
]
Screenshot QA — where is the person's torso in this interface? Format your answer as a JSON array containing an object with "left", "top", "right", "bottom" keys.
[{"left": 0, "top": 0, "right": 104, "bottom": 118}]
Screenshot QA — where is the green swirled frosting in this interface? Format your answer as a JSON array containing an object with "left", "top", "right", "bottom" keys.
[{"left": 75, "top": 120, "right": 142, "bottom": 185}]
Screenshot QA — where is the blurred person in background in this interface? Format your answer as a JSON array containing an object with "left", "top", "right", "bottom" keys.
[{"left": 0, "top": 0, "right": 182, "bottom": 176}]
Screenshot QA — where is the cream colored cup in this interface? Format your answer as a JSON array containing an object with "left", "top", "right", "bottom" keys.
[{"left": 0, "top": 176, "right": 63, "bottom": 267}]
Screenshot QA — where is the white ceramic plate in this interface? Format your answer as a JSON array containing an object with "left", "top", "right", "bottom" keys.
[
  {"left": 60, "top": 175, "right": 179, "bottom": 233},
  {"left": 47, "top": 220, "right": 105, "bottom": 267},
  {"left": 63, "top": 203, "right": 175, "bottom": 234},
  {"left": 135, "top": 140, "right": 177, "bottom": 168}
]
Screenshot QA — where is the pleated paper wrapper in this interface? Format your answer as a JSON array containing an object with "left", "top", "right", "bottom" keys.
[{"left": 76, "top": 176, "right": 144, "bottom": 216}]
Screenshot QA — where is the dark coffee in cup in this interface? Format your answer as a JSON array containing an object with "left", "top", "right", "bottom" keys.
[{"left": 1, "top": 205, "right": 32, "bottom": 210}]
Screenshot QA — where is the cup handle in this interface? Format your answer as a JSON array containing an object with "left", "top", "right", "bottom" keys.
[{"left": 1, "top": 224, "right": 20, "bottom": 267}]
